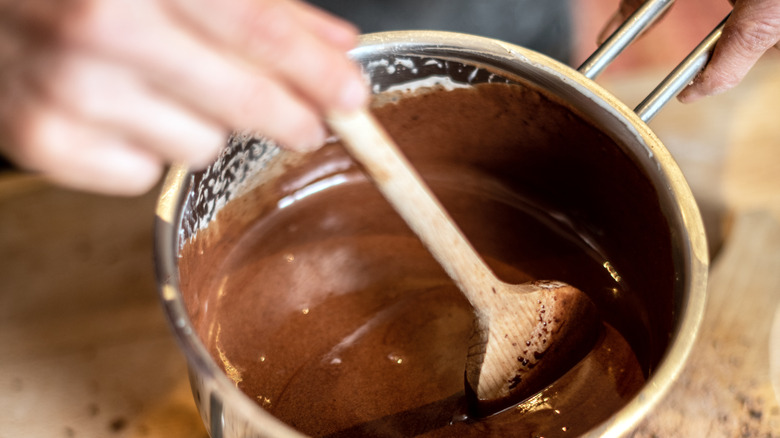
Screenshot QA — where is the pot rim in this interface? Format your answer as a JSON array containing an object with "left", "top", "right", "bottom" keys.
[{"left": 154, "top": 30, "right": 708, "bottom": 438}]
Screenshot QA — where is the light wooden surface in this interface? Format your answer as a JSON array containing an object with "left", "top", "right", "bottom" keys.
[
  {"left": 0, "top": 177, "right": 207, "bottom": 438},
  {"left": 2, "top": 54, "right": 780, "bottom": 437}
]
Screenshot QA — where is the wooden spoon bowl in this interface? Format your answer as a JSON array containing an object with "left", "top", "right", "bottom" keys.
[{"left": 328, "top": 109, "right": 600, "bottom": 415}]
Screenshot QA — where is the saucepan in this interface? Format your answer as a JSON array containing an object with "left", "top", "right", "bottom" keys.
[{"left": 155, "top": 0, "right": 716, "bottom": 436}]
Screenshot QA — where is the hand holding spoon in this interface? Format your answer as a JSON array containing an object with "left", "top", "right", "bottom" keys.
[{"left": 327, "top": 109, "right": 600, "bottom": 415}]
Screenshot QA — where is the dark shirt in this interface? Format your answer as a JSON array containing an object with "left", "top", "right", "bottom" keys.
[{"left": 308, "top": 0, "right": 573, "bottom": 63}]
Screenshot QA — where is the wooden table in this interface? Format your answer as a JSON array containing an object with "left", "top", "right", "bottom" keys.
[
  {"left": 0, "top": 177, "right": 207, "bottom": 438},
  {"left": 2, "top": 54, "right": 780, "bottom": 437}
]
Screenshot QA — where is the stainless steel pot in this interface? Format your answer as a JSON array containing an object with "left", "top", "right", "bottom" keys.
[{"left": 155, "top": 2, "right": 715, "bottom": 436}]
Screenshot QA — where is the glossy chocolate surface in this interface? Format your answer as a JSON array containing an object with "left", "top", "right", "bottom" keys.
[{"left": 179, "top": 82, "right": 675, "bottom": 436}]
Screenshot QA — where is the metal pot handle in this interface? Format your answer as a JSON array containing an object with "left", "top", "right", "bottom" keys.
[{"left": 577, "top": 0, "right": 730, "bottom": 123}]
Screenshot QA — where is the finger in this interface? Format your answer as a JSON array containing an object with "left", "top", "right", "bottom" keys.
[
  {"left": 64, "top": 0, "right": 330, "bottom": 151},
  {"left": 597, "top": 0, "right": 648, "bottom": 44},
  {"left": 45, "top": 53, "right": 226, "bottom": 169},
  {"left": 163, "top": 0, "right": 368, "bottom": 110},
  {"left": 679, "top": 0, "right": 780, "bottom": 102},
  {"left": 14, "top": 104, "right": 163, "bottom": 196},
  {"left": 280, "top": 0, "right": 360, "bottom": 50}
]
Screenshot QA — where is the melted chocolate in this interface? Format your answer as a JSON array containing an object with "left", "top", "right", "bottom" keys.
[{"left": 179, "top": 82, "right": 676, "bottom": 437}]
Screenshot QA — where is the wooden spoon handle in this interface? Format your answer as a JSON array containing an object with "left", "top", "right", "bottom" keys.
[{"left": 327, "top": 109, "right": 497, "bottom": 305}]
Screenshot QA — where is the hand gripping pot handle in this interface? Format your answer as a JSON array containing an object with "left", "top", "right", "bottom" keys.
[{"left": 578, "top": 0, "right": 730, "bottom": 123}]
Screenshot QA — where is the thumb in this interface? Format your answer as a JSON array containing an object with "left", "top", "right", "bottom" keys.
[{"left": 679, "top": 0, "right": 780, "bottom": 102}]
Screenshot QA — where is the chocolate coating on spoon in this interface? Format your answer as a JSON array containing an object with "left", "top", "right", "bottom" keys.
[
  {"left": 328, "top": 107, "right": 601, "bottom": 416},
  {"left": 464, "top": 280, "right": 600, "bottom": 417}
]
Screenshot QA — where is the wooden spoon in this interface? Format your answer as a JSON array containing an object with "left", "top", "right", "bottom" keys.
[{"left": 327, "top": 109, "right": 600, "bottom": 415}]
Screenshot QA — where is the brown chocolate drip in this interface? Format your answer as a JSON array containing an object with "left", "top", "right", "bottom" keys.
[{"left": 179, "top": 81, "right": 675, "bottom": 437}]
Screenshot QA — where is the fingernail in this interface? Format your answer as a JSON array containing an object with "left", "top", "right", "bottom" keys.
[
  {"left": 192, "top": 128, "right": 228, "bottom": 168},
  {"left": 339, "top": 77, "right": 369, "bottom": 110},
  {"left": 677, "top": 87, "right": 704, "bottom": 104},
  {"left": 299, "top": 124, "right": 328, "bottom": 152}
]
